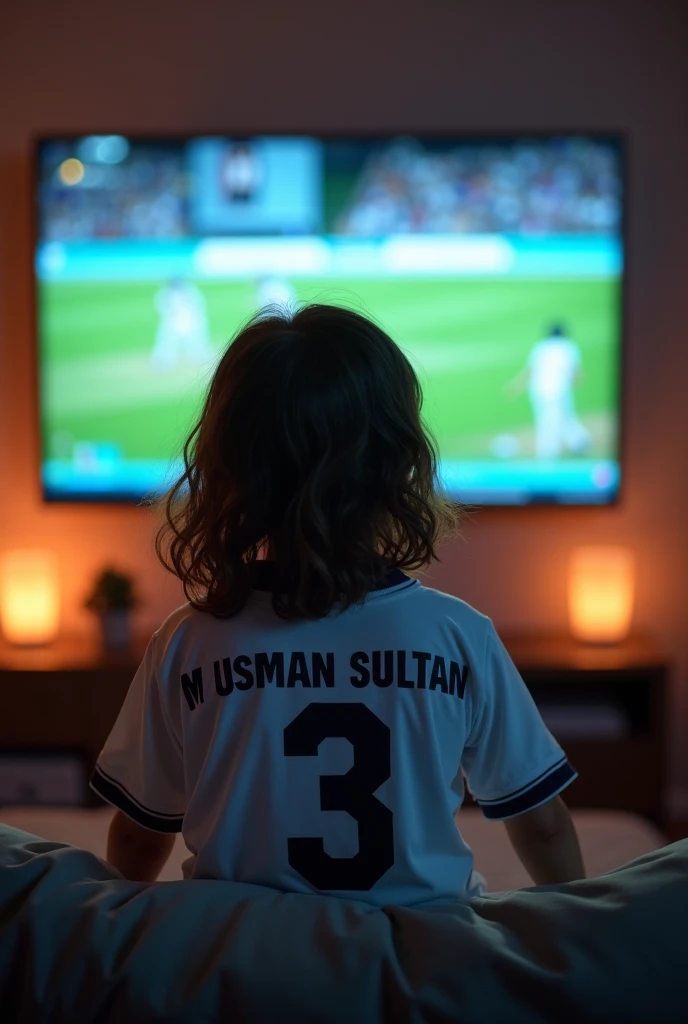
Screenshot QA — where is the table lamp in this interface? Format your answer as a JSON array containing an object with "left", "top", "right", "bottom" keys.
[
  {"left": 567, "top": 545, "right": 636, "bottom": 644},
  {"left": 0, "top": 549, "right": 61, "bottom": 646}
]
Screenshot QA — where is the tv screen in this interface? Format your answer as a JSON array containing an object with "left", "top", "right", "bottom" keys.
[{"left": 35, "top": 133, "right": 624, "bottom": 504}]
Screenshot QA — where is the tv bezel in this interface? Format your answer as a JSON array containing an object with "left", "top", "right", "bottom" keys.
[{"left": 31, "top": 130, "right": 628, "bottom": 510}]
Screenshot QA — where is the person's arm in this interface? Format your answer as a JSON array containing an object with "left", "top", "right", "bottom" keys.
[
  {"left": 503, "top": 795, "right": 585, "bottom": 885},
  {"left": 89, "top": 633, "right": 186, "bottom": 882},
  {"left": 107, "top": 809, "right": 176, "bottom": 882},
  {"left": 461, "top": 623, "right": 581, "bottom": 886}
]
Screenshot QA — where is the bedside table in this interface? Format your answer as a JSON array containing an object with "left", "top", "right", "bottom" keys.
[
  {"left": 498, "top": 632, "right": 669, "bottom": 827},
  {"left": 0, "top": 633, "right": 145, "bottom": 807}
]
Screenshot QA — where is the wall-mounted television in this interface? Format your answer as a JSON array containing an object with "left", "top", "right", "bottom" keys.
[{"left": 35, "top": 133, "right": 624, "bottom": 505}]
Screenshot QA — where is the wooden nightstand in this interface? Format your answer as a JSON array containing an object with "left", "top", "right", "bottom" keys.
[
  {"left": 498, "top": 632, "right": 669, "bottom": 828},
  {"left": 0, "top": 631, "right": 670, "bottom": 825},
  {"left": 0, "top": 633, "right": 144, "bottom": 807}
]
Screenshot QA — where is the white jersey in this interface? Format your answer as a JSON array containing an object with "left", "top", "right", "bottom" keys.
[
  {"left": 91, "top": 564, "right": 576, "bottom": 907},
  {"left": 528, "top": 336, "right": 581, "bottom": 400}
]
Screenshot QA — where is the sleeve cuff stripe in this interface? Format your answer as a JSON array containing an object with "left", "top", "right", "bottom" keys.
[
  {"left": 90, "top": 766, "right": 184, "bottom": 834},
  {"left": 93, "top": 764, "right": 183, "bottom": 818},
  {"left": 478, "top": 762, "right": 578, "bottom": 820},
  {"left": 476, "top": 756, "right": 568, "bottom": 804}
]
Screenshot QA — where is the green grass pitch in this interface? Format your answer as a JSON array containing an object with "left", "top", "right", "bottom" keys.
[{"left": 40, "top": 275, "right": 620, "bottom": 466}]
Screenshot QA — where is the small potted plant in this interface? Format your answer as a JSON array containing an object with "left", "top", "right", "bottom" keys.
[{"left": 84, "top": 566, "right": 141, "bottom": 653}]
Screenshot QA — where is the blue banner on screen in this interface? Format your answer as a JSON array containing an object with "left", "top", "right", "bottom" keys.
[{"left": 36, "top": 134, "right": 624, "bottom": 504}]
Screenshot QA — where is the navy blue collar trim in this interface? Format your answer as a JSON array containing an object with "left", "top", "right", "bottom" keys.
[{"left": 248, "top": 561, "right": 412, "bottom": 593}]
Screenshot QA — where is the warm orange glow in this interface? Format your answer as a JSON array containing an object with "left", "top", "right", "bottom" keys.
[
  {"left": 567, "top": 545, "right": 635, "bottom": 644},
  {"left": 0, "top": 549, "right": 61, "bottom": 646},
  {"left": 58, "top": 158, "right": 85, "bottom": 185}
]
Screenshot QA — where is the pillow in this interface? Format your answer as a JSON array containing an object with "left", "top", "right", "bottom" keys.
[{"left": 0, "top": 823, "right": 686, "bottom": 1023}]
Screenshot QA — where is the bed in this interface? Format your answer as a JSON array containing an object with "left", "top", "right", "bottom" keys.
[{"left": 0, "top": 806, "right": 685, "bottom": 1023}]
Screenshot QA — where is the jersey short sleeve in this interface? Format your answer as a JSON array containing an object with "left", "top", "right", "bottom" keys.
[
  {"left": 89, "top": 633, "right": 185, "bottom": 833},
  {"left": 461, "top": 622, "right": 577, "bottom": 820}
]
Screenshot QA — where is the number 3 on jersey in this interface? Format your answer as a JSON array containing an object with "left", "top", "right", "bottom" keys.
[{"left": 283, "top": 703, "right": 394, "bottom": 890}]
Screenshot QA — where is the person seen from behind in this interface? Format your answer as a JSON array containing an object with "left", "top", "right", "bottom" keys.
[{"left": 91, "top": 302, "right": 585, "bottom": 901}]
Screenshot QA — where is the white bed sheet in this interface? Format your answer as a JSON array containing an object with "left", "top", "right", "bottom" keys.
[{"left": 0, "top": 805, "right": 667, "bottom": 891}]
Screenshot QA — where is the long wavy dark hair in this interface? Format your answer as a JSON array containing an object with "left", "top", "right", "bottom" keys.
[{"left": 147, "top": 302, "right": 470, "bottom": 620}]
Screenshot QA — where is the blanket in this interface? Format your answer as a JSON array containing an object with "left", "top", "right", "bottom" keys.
[{"left": 1, "top": 823, "right": 686, "bottom": 1023}]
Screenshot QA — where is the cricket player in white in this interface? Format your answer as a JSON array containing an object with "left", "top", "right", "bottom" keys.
[
  {"left": 150, "top": 278, "right": 214, "bottom": 372},
  {"left": 90, "top": 562, "right": 578, "bottom": 907},
  {"left": 255, "top": 275, "right": 297, "bottom": 314},
  {"left": 508, "top": 324, "right": 591, "bottom": 459}
]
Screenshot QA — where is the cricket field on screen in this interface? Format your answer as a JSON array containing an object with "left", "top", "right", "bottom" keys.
[{"left": 40, "top": 273, "right": 618, "bottom": 474}]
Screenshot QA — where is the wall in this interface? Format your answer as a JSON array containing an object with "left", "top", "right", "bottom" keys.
[{"left": 1, "top": 0, "right": 687, "bottom": 803}]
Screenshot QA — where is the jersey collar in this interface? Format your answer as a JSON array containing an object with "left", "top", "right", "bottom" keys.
[{"left": 248, "top": 560, "right": 412, "bottom": 594}]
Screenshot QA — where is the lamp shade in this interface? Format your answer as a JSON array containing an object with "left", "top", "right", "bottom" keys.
[
  {"left": 567, "top": 545, "right": 635, "bottom": 644},
  {"left": 0, "top": 549, "right": 61, "bottom": 646}
]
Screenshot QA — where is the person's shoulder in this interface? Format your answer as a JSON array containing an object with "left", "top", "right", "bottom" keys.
[
  {"left": 409, "top": 577, "right": 492, "bottom": 632},
  {"left": 149, "top": 603, "right": 185, "bottom": 652},
  {"left": 153, "top": 597, "right": 267, "bottom": 646},
  {"left": 152, "top": 602, "right": 224, "bottom": 652}
]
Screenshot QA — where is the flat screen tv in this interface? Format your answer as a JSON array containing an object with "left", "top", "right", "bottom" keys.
[{"left": 35, "top": 133, "right": 624, "bottom": 504}]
